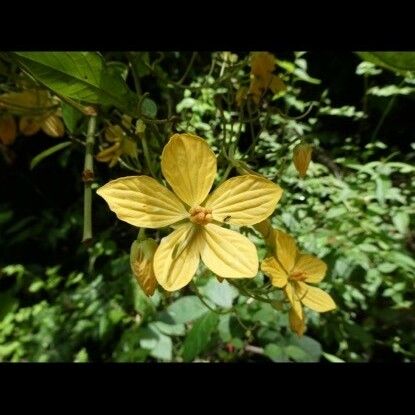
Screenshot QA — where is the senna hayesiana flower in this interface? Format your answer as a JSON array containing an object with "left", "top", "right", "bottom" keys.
[
  {"left": 248, "top": 52, "right": 286, "bottom": 105},
  {"left": 0, "top": 89, "right": 64, "bottom": 138},
  {"left": 96, "top": 124, "right": 138, "bottom": 167},
  {"left": 261, "top": 229, "right": 336, "bottom": 335},
  {"left": 97, "top": 133, "right": 283, "bottom": 291}
]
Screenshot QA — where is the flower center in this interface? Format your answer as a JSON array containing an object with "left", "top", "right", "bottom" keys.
[
  {"left": 189, "top": 206, "right": 212, "bottom": 226},
  {"left": 289, "top": 272, "right": 307, "bottom": 281}
]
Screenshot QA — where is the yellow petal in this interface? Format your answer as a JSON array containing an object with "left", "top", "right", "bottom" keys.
[
  {"left": 284, "top": 283, "right": 303, "bottom": 320},
  {"left": 295, "top": 281, "right": 336, "bottom": 312},
  {"left": 130, "top": 239, "right": 158, "bottom": 296},
  {"left": 205, "top": 175, "right": 283, "bottom": 226},
  {"left": 274, "top": 229, "right": 297, "bottom": 274},
  {"left": 96, "top": 176, "right": 188, "bottom": 229},
  {"left": 153, "top": 223, "right": 200, "bottom": 291},
  {"left": 293, "top": 254, "right": 327, "bottom": 284},
  {"left": 261, "top": 256, "right": 288, "bottom": 288},
  {"left": 289, "top": 308, "right": 306, "bottom": 336},
  {"left": 199, "top": 223, "right": 258, "bottom": 278},
  {"left": 161, "top": 133, "right": 217, "bottom": 207}
]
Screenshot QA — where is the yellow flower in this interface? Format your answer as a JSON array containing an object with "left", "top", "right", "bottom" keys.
[
  {"left": 97, "top": 133, "right": 283, "bottom": 291},
  {"left": 248, "top": 52, "right": 286, "bottom": 105},
  {"left": 96, "top": 124, "right": 138, "bottom": 167},
  {"left": 130, "top": 238, "right": 158, "bottom": 296},
  {"left": 293, "top": 143, "right": 312, "bottom": 178},
  {"left": 0, "top": 89, "right": 64, "bottom": 138},
  {"left": 261, "top": 229, "right": 336, "bottom": 333}
]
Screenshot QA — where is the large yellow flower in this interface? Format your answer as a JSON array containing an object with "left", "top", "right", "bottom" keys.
[
  {"left": 97, "top": 133, "right": 283, "bottom": 291},
  {"left": 261, "top": 229, "right": 336, "bottom": 327}
]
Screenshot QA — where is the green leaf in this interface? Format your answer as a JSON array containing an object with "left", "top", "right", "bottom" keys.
[
  {"left": 357, "top": 52, "right": 415, "bottom": 75},
  {"left": 290, "top": 336, "right": 322, "bottom": 362},
  {"left": 201, "top": 278, "right": 238, "bottom": 308},
  {"left": 393, "top": 212, "right": 410, "bottom": 234},
  {"left": 264, "top": 344, "right": 289, "bottom": 362},
  {"left": 61, "top": 102, "right": 83, "bottom": 134},
  {"left": 0, "top": 292, "right": 18, "bottom": 321},
  {"left": 322, "top": 352, "right": 345, "bottom": 363},
  {"left": 285, "top": 345, "right": 310, "bottom": 362},
  {"left": 13, "top": 52, "right": 136, "bottom": 113},
  {"left": 182, "top": 311, "right": 219, "bottom": 362},
  {"left": 166, "top": 296, "right": 208, "bottom": 324},
  {"left": 30, "top": 141, "right": 72, "bottom": 170},
  {"left": 152, "top": 321, "right": 185, "bottom": 336}
]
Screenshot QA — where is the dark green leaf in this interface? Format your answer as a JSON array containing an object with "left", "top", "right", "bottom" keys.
[{"left": 182, "top": 311, "right": 219, "bottom": 362}]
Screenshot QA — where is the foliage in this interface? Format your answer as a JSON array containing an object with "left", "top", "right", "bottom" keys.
[{"left": 0, "top": 51, "right": 414, "bottom": 362}]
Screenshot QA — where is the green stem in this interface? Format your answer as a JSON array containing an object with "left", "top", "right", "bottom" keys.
[
  {"left": 82, "top": 115, "right": 97, "bottom": 244},
  {"left": 371, "top": 79, "right": 404, "bottom": 141},
  {"left": 141, "top": 130, "right": 157, "bottom": 178}
]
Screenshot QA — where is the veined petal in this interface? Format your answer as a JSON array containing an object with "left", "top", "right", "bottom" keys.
[
  {"left": 199, "top": 223, "right": 258, "bottom": 278},
  {"left": 96, "top": 176, "right": 188, "bottom": 229},
  {"left": 161, "top": 133, "right": 217, "bottom": 207},
  {"left": 274, "top": 230, "right": 297, "bottom": 274},
  {"left": 293, "top": 254, "right": 327, "bottom": 284},
  {"left": 284, "top": 282, "right": 303, "bottom": 320},
  {"left": 261, "top": 256, "right": 288, "bottom": 288},
  {"left": 153, "top": 223, "right": 200, "bottom": 291},
  {"left": 295, "top": 281, "right": 336, "bottom": 312},
  {"left": 205, "top": 175, "right": 283, "bottom": 226}
]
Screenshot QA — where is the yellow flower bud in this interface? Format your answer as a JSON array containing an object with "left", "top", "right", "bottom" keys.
[
  {"left": 41, "top": 114, "right": 65, "bottom": 137},
  {"left": 0, "top": 114, "right": 17, "bottom": 146},
  {"left": 130, "top": 238, "right": 158, "bottom": 296},
  {"left": 293, "top": 143, "right": 312, "bottom": 178},
  {"left": 19, "top": 116, "right": 41, "bottom": 136},
  {"left": 289, "top": 308, "right": 306, "bottom": 336}
]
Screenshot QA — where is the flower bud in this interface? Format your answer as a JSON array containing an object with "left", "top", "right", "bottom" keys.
[
  {"left": 293, "top": 143, "right": 312, "bottom": 178},
  {"left": 19, "top": 116, "right": 41, "bottom": 136},
  {"left": 289, "top": 308, "right": 306, "bottom": 336},
  {"left": 0, "top": 115, "right": 17, "bottom": 145},
  {"left": 42, "top": 114, "right": 65, "bottom": 137},
  {"left": 130, "top": 238, "right": 158, "bottom": 296}
]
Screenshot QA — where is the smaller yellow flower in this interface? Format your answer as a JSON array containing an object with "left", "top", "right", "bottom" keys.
[
  {"left": 0, "top": 89, "right": 64, "bottom": 138},
  {"left": 248, "top": 52, "right": 286, "bottom": 105},
  {"left": 0, "top": 114, "right": 17, "bottom": 146},
  {"left": 130, "top": 238, "right": 158, "bottom": 296},
  {"left": 96, "top": 124, "right": 138, "bottom": 167},
  {"left": 261, "top": 229, "right": 336, "bottom": 334},
  {"left": 293, "top": 143, "right": 312, "bottom": 178}
]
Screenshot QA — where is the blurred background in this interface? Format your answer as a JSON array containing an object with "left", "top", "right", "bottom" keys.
[{"left": 0, "top": 51, "right": 414, "bottom": 362}]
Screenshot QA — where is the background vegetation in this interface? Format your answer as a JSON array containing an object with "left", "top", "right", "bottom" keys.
[{"left": 0, "top": 51, "right": 414, "bottom": 362}]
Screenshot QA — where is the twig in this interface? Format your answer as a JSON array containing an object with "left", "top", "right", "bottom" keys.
[{"left": 82, "top": 114, "right": 97, "bottom": 245}]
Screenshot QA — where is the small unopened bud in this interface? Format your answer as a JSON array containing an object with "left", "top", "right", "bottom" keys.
[
  {"left": 42, "top": 114, "right": 65, "bottom": 138},
  {"left": 130, "top": 238, "right": 158, "bottom": 297},
  {"left": 293, "top": 143, "right": 312, "bottom": 178},
  {"left": 289, "top": 308, "right": 306, "bottom": 336},
  {"left": 0, "top": 115, "right": 17, "bottom": 145},
  {"left": 19, "top": 116, "right": 41, "bottom": 136}
]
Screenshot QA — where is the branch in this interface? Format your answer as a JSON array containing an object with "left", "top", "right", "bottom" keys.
[{"left": 82, "top": 114, "right": 97, "bottom": 245}]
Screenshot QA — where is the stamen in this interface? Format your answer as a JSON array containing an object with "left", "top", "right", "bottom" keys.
[{"left": 189, "top": 205, "right": 213, "bottom": 226}]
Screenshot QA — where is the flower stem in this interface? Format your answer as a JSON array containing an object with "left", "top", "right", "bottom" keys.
[{"left": 82, "top": 114, "right": 97, "bottom": 245}]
